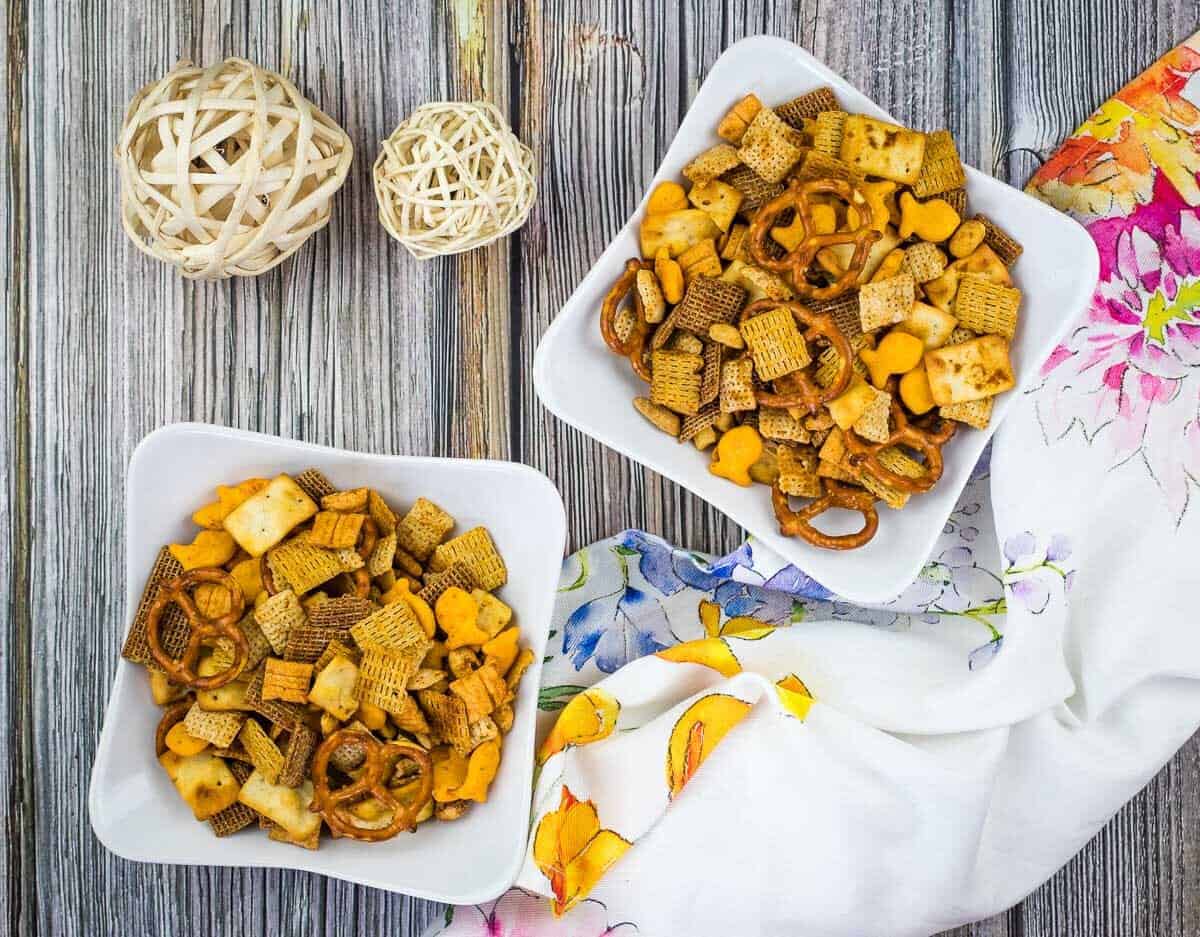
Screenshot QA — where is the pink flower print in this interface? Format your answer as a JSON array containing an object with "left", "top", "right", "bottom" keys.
[{"left": 1035, "top": 187, "right": 1200, "bottom": 519}]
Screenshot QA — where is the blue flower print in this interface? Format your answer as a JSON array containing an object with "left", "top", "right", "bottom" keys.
[
  {"left": 618, "top": 530, "right": 726, "bottom": 596},
  {"left": 561, "top": 545, "right": 676, "bottom": 673}
]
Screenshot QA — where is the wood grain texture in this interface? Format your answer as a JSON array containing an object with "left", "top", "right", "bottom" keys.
[{"left": 3, "top": 1, "right": 1199, "bottom": 935}]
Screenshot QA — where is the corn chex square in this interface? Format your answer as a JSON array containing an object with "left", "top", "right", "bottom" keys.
[
  {"left": 683, "top": 143, "right": 742, "bottom": 187},
  {"left": 650, "top": 349, "right": 704, "bottom": 416},
  {"left": 852, "top": 388, "right": 892, "bottom": 443},
  {"left": 793, "top": 151, "right": 860, "bottom": 184},
  {"left": 254, "top": 589, "right": 306, "bottom": 655},
  {"left": 267, "top": 539, "right": 353, "bottom": 595},
  {"left": 366, "top": 489, "right": 398, "bottom": 535},
  {"left": 428, "top": 526, "right": 508, "bottom": 591},
  {"left": 859, "top": 273, "right": 916, "bottom": 332},
  {"left": 911, "top": 130, "right": 966, "bottom": 198},
  {"left": 954, "top": 275, "right": 1020, "bottom": 339},
  {"left": 395, "top": 496, "right": 455, "bottom": 561},
  {"left": 903, "top": 241, "right": 947, "bottom": 283},
  {"left": 719, "top": 357, "right": 757, "bottom": 413},
  {"left": 350, "top": 601, "right": 428, "bottom": 658},
  {"left": 357, "top": 648, "right": 416, "bottom": 715},
  {"left": 183, "top": 704, "right": 244, "bottom": 749},
  {"left": 740, "top": 306, "right": 810, "bottom": 380},
  {"left": 759, "top": 407, "right": 809, "bottom": 442},
  {"left": 812, "top": 110, "right": 847, "bottom": 159},
  {"left": 212, "top": 613, "right": 272, "bottom": 673},
  {"left": 940, "top": 396, "right": 994, "bottom": 429},
  {"left": 239, "top": 718, "right": 284, "bottom": 783},
  {"left": 777, "top": 444, "right": 822, "bottom": 497},
  {"left": 737, "top": 108, "right": 804, "bottom": 182}
]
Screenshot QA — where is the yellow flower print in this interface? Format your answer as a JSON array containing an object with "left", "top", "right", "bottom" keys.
[
  {"left": 665, "top": 693, "right": 752, "bottom": 798},
  {"left": 533, "top": 785, "right": 631, "bottom": 916},
  {"left": 775, "top": 673, "right": 814, "bottom": 720},
  {"left": 698, "top": 599, "right": 776, "bottom": 640},
  {"left": 656, "top": 637, "right": 741, "bottom": 676},
  {"left": 538, "top": 688, "right": 620, "bottom": 765}
]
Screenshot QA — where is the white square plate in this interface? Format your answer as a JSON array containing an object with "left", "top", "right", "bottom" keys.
[
  {"left": 533, "top": 35, "right": 1098, "bottom": 603},
  {"left": 89, "top": 423, "right": 566, "bottom": 903}
]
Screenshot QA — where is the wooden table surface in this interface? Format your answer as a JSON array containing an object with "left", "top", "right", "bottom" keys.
[{"left": 4, "top": 1, "right": 1199, "bottom": 934}]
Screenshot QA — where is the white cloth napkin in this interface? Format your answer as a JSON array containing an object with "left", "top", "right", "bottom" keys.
[{"left": 426, "top": 32, "right": 1200, "bottom": 937}]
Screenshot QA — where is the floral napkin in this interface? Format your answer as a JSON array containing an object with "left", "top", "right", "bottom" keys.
[{"left": 426, "top": 31, "right": 1200, "bottom": 937}]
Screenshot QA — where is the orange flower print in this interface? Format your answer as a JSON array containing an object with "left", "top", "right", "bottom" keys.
[
  {"left": 533, "top": 786, "right": 631, "bottom": 917},
  {"left": 538, "top": 688, "right": 620, "bottom": 765},
  {"left": 665, "top": 693, "right": 752, "bottom": 798}
]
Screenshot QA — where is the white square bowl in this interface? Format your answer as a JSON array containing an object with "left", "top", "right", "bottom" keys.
[
  {"left": 89, "top": 423, "right": 566, "bottom": 904},
  {"left": 533, "top": 35, "right": 1099, "bottom": 604}
]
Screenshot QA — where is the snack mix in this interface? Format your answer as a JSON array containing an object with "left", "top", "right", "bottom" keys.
[
  {"left": 602, "top": 87, "right": 1022, "bottom": 550},
  {"left": 121, "top": 470, "right": 532, "bottom": 845}
]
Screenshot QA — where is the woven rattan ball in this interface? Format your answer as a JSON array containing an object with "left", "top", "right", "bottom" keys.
[
  {"left": 116, "top": 58, "right": 353, "bottom": 279},
  {"left": 373, "top": 101, "right": 536, "bottom": 260}
]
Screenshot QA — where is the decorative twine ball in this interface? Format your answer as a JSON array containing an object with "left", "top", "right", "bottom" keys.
[
  {"left": 115, "top": 58, "right": 354, "bottom": 279},
  {"left": 373, "top": 101, "right": 537, "bottom": 260}
]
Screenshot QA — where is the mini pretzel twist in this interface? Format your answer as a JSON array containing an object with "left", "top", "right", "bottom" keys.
[
  {"left": 600, "top": 258, "right": 653, "bottom": 381},
  {"left": 738, "top": 298, "right": 855, "bottom": 413},
  {"left": 844, "top": 402, "right": 957, "bottom": 493},
  {"left": 146, "top": 568, "right": 248, "bottom": 689},
  {"left": 352, "top": 518, "right": 380, "bottom": 598},
  {"left": 748, "top": 178, "right": 880, "bottom": 300},
  {"left": 310, "top": 728, "right": 434, "bottom": 842},
  {"left": 772, "top": 478, "right": 879, "bottom": 550}
]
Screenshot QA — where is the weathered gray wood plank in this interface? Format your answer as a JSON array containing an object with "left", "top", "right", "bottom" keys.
[{"left": 5, "top": 1, "right": 1200, "bottom": 935}]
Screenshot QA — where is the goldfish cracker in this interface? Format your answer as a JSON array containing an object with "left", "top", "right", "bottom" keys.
[
  {"left": 898, "top": 191, "right": 961, "bottom": 243},
  {"left": 870, "top": 248, "right": 906, "bottom": 283},
  {"left": 168, "top": 530, "right": 237, "bottom": 571},
  {"left": 388, "top": 579, "right": 436, "bottom": 638},
  {"left": 854, "top": 179, "right": 898, "bottom": 233},
  {"left": 165, "top": 722, "right": 210, "bottom": 757},
  {"left": 230, "top": 557, "right": 264, "bottom": 602},
  {"left": 899, "top": 366, "right": 936, "bottom": 415},
  {"left": 452, "top": 740, "right": 501, "bottom": 803},
  {"left": 432, "top": 746, "right": 470, "bottom": 803},
  {"left": 436, "top": 587, "right": 490, "bottom": 649},
  {"left": 191, "top": 478, "right": 269, "bottom": 530},
  {"left": 709, "top": 425, "right": 763, "bottom": 487},
  {"left": 860, "top": 331, "right": 925, "bottom": 389},
  {"left": 654, "top": 247, "right": 685, "bottom": 303},
  {"left": 646, "top": 181, "right": 688, "bottom": 215},
  {"left": 482, "top": 626, "right": 520, "bottom": 676}
]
